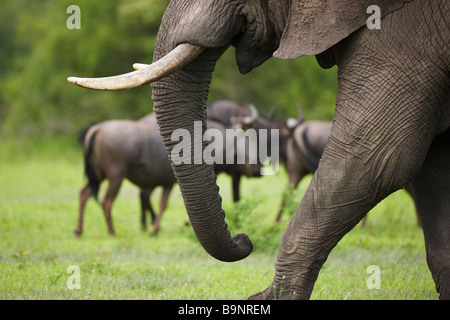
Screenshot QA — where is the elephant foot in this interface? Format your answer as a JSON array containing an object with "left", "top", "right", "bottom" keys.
[
  {"left": 247, "top": 288, "right": 275, "bottom": 300},
  {"left": 248, "top": 283, "right": 297, "bottom": 300},
  {"left": 248, "top": 278, "right": 313, "bottom": 300}
]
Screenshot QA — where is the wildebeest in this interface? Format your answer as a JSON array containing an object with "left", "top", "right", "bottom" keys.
[
  {"left": 77, "top": 113, "right": 176, "bottom": 236},
  {"left": 207, "top": 100, "right": 263, "bottom": 202},
  {"left": 275, "top": 120, "right": 332, "bottom": 222},
  {"left": 211, "top": 100, "right": 321, "bottom": 217},
  {"left": 207, "top": 99, "right": 303, "bottom": 203},
  {"left": 77, "top": 111, "right": 261, "bottom": 235},
  {"left": 208, "top": 118, "right": 263, "bottom": 203}
]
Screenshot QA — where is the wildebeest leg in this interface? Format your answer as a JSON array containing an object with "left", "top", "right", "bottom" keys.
[
  {"left": 232, "top": 172, "right": 241, "bottom": 203},
  {"left": 151, "top": 186, "right": 173, "bottom": 235},
  {"left": 101, "top": 177, "right": 123, "bottom": 236},
  {"left": 275, "top": 138, "right": 309, "bottom": 223},
  {"left": 275, "top": 171, "right": 306, "bottom": 223},
  {"left": 139, "top": 188, "right": 155, "bottom": 230},
  {"left": 410, "top": 130, "right": 450, "bottom": 299},
  {"left": 75, "top": 184, "right": 92, "bottom": 236},
  {"left": 360, "top": 214, "right": 368, "bottom": 228}
]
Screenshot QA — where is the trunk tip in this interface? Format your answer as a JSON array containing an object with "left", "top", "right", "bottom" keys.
[
  {"left": 233, "top": 233, "right": 253, "bottom": 252},
  {"left": 220, "top": 233, "right": 253, "bottom": 262}
]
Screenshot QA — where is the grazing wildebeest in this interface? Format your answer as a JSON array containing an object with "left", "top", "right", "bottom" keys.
[
  {"left": 77, "top": 113, "right": 176, "bottom": 236},
  {"left": 207, "top": 99, "right": 300, "bottom": 153},
  {"left": 212, "top": 100, "right": 320, "bottom": 215},
  {"left": 77, "top": 111, "right": 262, "bottom": 235},
  {"left": 275, "top": 120, "right": 332, "bottom": 222},
  {"left": 207, "top": 100, "right": 263, "bottom": 202}
]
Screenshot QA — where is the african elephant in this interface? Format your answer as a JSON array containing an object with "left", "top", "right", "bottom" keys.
[
  {"left": 276, "top": 120, "right": 420, "bottom": 228},
  {"left": 68, "top": 0, "right": 450, "bottom": 299}
]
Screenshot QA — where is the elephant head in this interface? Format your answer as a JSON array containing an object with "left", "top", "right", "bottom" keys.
[{"left": 68, "top": 0, "right": 412, "bottom": 263}]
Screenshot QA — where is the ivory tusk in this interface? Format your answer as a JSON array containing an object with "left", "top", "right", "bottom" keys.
[
  {"left": 133, "top": 63, "right": 149, "bottom": 70},
  {"left": 67, "top": 43, "right": 205, "bottom": 90},
  {"left": 243, "top": 104, "right": 259, "bottom": 124}
]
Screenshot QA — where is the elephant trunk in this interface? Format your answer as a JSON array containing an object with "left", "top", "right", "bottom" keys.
[{"left": 151, "top": 46, "right": 253, "bottom": 262}]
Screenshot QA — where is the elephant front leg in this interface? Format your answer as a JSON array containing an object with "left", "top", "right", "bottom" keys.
[
  {"left": 251, "top": 151, "right": 380, "bottom": 299},
  {"left": 250, "top": 70, "right": 438, "bottom": 301},
  {"left": 251, "top": 127, "right": 431, "bottom": 299}
]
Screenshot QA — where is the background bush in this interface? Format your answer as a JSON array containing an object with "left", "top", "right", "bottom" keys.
[{"left": 0, "top": 0, "right": 337, "bottom": 141}]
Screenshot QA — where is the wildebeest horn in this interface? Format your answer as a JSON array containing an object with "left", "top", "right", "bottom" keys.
[
  {"left": 243, "top": 104, "right": 259, "bottom": 124},
  {"left": 67, "top": 43, "right": 205, "bottom": 90},
  {"left": 297, "top": 105, "right": 305, "bottom": 123},
  {"left": 267, "top": 105, "right": 278, "bottom": 119},
  {"left": 286, "top": 118, "right": 298, "bottom": 129}
]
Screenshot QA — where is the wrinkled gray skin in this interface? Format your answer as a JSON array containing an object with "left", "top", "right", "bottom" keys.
[
  {"left": 207, "top": 100, "right": 262, "bottom": 202},
  {"left": 275, "top": 121, "right": 420, "bottom": 227},
  {"left": 150, "top": 0, "right": 449, "bottom": 299},
  {"left": 77, "top": 114, "right": 176, "bottom": 236}
]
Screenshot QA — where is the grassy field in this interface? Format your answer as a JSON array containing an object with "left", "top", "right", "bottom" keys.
[{"left": 0, "top": 139, "right": 438, "bottom": 300}]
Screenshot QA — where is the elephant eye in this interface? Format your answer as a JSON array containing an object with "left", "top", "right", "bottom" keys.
[
  {"left": 241, "top": 21, "right": 247, "bottom": 33},
  {"left": 231, "top": 17, "right": 247, "bottom": 47}
]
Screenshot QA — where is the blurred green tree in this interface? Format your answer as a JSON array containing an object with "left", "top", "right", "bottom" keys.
[
  {"left": 0, "top": 0, "right": 337, "bottom": 140},
  {"left": 211, "top": 49, "right": 337, "bottom": 121}
]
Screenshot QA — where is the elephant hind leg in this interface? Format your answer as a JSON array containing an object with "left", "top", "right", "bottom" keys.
[{"left": 410, "top": 130, "right": 450, "bottom": 299}]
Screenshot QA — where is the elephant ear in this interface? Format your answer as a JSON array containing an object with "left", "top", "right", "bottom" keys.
[{"left": 274, "top": 0, "right": 413, "bottom": 59}]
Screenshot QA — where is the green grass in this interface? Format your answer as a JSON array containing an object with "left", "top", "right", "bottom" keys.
[{"left": 0, "top": 139, "right": 438, "bottom": 299}]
